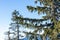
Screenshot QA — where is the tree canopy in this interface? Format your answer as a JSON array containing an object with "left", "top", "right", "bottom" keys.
[{"left": 5, "top": 0, "right": 60, "bottom": 40}]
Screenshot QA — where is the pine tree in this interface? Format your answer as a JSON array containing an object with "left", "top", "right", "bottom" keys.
[
  {"left": 11, "top": 10, "right": 49, "bottom": 40},
  {"left": 27, "top": 0, "right": 60, "bottom": 40},
  {"left": 11, "top": 10, "right": 53, "bottom": 40},
  {"left": 5, "top": 0, "right": 60, "bottom": 40}
]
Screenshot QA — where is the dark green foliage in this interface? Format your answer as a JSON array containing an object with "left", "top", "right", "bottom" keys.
[{"left": 5, "top": 0, "right": 60, "bottom": 40}]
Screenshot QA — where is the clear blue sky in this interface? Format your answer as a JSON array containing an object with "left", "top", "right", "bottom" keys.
[{"left": 0, "top": 0, "right": 44, "bottom": 40}]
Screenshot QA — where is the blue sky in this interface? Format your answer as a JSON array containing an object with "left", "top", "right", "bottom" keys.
[{"left": 0, "top": 0, "right": 44, "bottom": 40}]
